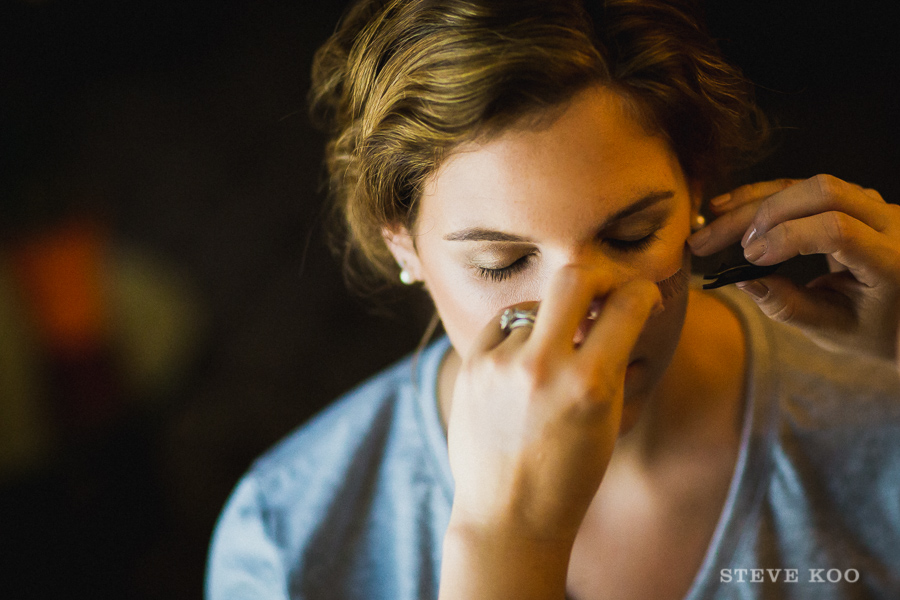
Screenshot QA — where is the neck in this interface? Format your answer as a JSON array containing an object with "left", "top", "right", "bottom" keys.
[{"left": 616, "top": 290, "right": 747, "bottom": 468}]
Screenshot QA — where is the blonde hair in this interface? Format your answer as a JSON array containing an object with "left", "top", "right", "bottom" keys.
[{"left": 309, "top": 0, "right": 769, "bottom": 294}]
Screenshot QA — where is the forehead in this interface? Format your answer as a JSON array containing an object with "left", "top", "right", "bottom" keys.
[{"left": 418, "top": 86, "right": 685, "bottom": 232}]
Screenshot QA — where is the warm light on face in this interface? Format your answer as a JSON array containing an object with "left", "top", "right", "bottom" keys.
[{"left": 388, "top": 85, "right": 698, "bottom": 407}]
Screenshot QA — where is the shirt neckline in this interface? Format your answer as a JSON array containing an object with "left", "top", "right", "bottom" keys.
[
  {"left": 681, "top": 285, "right": 779, "bottom": 599},
  {"left": 409, "top": 286, "right": 779, "bottom": 598}
]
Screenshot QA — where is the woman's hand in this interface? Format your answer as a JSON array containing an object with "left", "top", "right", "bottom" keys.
[
  {"left": 439, "top": 267, "right": 661, "bottom": 600},
  {"left": 688, "top": 175, "right": 900, "bottom": 360}
]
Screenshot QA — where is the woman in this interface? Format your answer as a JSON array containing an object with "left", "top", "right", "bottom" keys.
[{"left": 206, "top": 1, "right": 900, "bottom": 598}]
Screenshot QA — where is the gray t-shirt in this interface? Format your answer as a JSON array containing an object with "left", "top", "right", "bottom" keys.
[{"left": 206, "top": 287, "right": 900, "bottom": 599}]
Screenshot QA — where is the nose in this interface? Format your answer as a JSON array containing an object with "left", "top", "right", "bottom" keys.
[
  {"left": 531, "top": 256, "right": 638, "bottom": 320},
  {"left": 549, "top": 254, "right": 637, "bottom": 295}
]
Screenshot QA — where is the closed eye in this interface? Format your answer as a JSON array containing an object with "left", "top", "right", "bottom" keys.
[
  {"left": 474, "top": 230, "right": 659, "bottom": 283},
  {"left": 475, "top": 254, "right": 534, "bottom": 282},
  {"left": 605, "top": 232, "right": 660, "bottom": 252}
]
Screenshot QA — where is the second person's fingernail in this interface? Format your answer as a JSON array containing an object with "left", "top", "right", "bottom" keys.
[
  {"left": 735, "top": 280, "right": 768, "bottom": 300},
  {"left": 741, "top": 226, "right": 758, "bottom": 248},
  {"left": 710, "top": 193, "right": 731, "bottom": 208},
  {"left": 744, "top": 237, "right": 767, "bottom": 262}
]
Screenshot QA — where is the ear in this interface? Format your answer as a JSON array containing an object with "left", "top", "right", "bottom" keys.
[
  {"left": 689, "top": 179, "right": 705, "bottom": 216},
  {"left": 382, "top": 225, "right": 423, "bottom": 282}
]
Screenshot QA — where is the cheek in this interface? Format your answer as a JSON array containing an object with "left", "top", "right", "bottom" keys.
[
  {"left": 419, "top": 211, "right": 692, "bottom": 359},
  {"left": 423, "top": 257, "right": 544, "bottom": 359},
  {"left": 640, "top": 210, "right": 693, "bottom": 297},
  {"left": 420, "top": 257, "right": 508, "bottom": 358}
]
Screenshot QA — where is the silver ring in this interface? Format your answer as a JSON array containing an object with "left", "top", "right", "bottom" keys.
[{"left": 499, "top": 307, "right": 538, "bottom": 333}]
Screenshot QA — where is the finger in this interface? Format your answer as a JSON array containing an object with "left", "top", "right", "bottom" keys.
[
  {"left": 734, "top": 275, "right": 856, "bottom": 333},
  {"left": 688, "top": 199, "right": 760, "bottom": 256},
  {"left": 529, "top": 265, "right": 614, "bottom": 353},
  {"left": 708, "top": 178, "right": 800, "bottom": 214},
  {"left": 742, "top": 211, "right": 899, "bottom": 286},
  {"left": 825, "top": 254, "right": 848, "bottom": 274},
  {"left": 500, "top": 320, "right": 536, "bottom": 352},
  {"left": 470, "top": 301, "right": 539, "bottom": 357},
  {"left": 741, "top": 174, "right": 892, "bottom": 247},
  {"left": 863, "top": 187, "right": 885, "bottom": 202},
  {"left": 577, "top": 279, "right": 661, "bottom": 377}
]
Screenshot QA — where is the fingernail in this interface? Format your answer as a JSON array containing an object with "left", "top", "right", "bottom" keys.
[
  {"left": 741, "top": 226, "right": 758, "bottom": 248},
  {"left": 735, "top": 280, "right": 768, "bottom": 300},
  {"left": 687, "top": 226, "right": 711, "bottom": 250},
  {"left": 709, "top": 193, "right": 731, "bottom": 208},
  {"left": 744, "top": 237, "right": 767, "bottom": 262}
]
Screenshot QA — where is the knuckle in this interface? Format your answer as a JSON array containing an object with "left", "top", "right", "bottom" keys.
[
  {"left": 568, "top": 395, "right": 615, "bottom": 421},
  {"left": 823, "top": 211, "right": 853, "bottom": 247},
  {"left": 564, "top": 367, "right": 618, "bottom": 406},
  {"left": 777, "top": 178, "right": 797, "bottom": 189},
  {"left": 480, "top": 349, "right": 509, "bottom": 375},
  {"left": 865, "top": 188, "right": 886, "bottom": 203},
  {"left": 755, "top": 196, "right": 777, "bottom": 231},
  {"left": 514, "top": 351, "right": 553, "bottom": 389},
  {"left": 765, "top": 296, "right": 797, "bottom": 324},
  {"left": 811, "top": 173, "right": 844, "bottom": 200}
]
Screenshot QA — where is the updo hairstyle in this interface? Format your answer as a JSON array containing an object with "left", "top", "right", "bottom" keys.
[{"left": 309, "top": 0, "right": 769, "bottom": 292}]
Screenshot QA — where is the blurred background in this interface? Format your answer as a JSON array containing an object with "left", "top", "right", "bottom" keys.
[{"left": 0, "top": 1, "right": 896, "bottom": 598}]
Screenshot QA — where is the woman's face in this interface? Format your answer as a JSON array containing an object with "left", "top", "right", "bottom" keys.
[{"left": 387, "top": 85, "right": 699, "bottom": 412}]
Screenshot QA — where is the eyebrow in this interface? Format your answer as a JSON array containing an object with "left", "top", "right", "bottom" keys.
[{"left": 442, "top": 190, "right": 675, "bottom": 242}]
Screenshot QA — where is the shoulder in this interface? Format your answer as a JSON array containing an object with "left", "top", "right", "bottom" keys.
[
  {"left": 711, "top": 287, "right": 900, "bottom": 580},
  {"left": 710, "top": 284, "right": 900, "bottom": 431},
  {"left": 240, "top": 341, "right": 444, "bottom": 519},
  {"left": 252, "top": 352, "right": 418, "bottom": 492},
  {"left": 712, "top": 284, "right": 900, "bottom": 502},
  {"left": 206, "top": 338, "right": 453, "bottom": 599}
]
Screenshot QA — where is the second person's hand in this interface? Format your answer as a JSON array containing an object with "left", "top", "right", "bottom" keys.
[{"left": 689, "top": 175, "right": 900, "bottom": 360}]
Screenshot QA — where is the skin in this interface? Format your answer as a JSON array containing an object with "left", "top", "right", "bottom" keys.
[
  {"left": 389, "top": 85, "right": 698, "bottom": 430},
  {"left": 382, "top": 82, "right": 900, "bottom": 598},
  {"left": 689, "top": 176, "right": 900, "bottom": 362},
  {"left": 384, "top": 85, "right": 749, "bottom": 599}
]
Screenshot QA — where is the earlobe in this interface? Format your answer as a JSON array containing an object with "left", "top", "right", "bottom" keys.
[{"left": 382, "top": 225, "right": 422, "bottom": 283}]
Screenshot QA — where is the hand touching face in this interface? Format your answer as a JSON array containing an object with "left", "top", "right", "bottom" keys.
[{"left": 386, "top": 85, "right": 698, "bottom": 405}]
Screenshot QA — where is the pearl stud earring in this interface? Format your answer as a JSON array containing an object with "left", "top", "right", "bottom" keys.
[{"left": 691, "top": 213, "right": 706, "bottom": 232}]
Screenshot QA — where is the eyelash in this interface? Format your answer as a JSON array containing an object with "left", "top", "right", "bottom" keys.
[
  {"left": 475, "top": 232, "right": 661, "bottom": 282},
  {"left": 605, "top": 232, "right": 660, "bottom": 253},
  {"left": 477, "top": 254, "right": 534, "bottom": 282}
]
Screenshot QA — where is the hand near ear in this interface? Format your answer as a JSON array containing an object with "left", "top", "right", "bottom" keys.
[{"left": 689, "top": 175, "right": 900, "bottom": 362}]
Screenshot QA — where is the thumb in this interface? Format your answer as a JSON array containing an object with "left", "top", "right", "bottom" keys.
[{"left": 734, "top": 275, "right": 856, "bottom": 334}]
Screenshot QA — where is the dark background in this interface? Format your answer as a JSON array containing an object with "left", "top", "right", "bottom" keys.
[{"left": 0, "top": 1, "right": 896, "bottom": 598}]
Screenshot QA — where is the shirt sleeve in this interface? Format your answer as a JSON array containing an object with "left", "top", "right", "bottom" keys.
[{"left": 205, "top": 473, "right": 290, "bottom": 600}]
